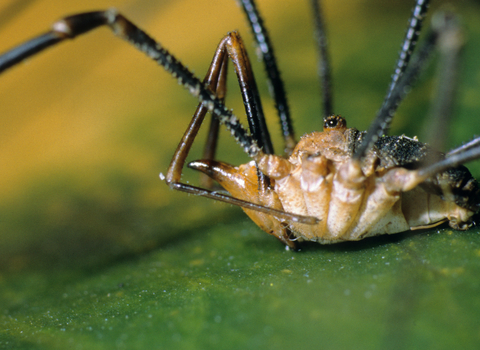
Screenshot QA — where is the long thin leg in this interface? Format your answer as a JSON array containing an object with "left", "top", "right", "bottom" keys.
[
  {"left": 417, "top": 146, "right": 480, "bottom": 181},
  {"left": 203, "top": 0, "right": 284, "bottom": 192},
  {"left": 221, "top": 32, "right": 275, "bottom": 199},
  {"left": 353, "top": 0, "right": 430, "bottom": 159},
  {"left": 354, "top": 7, "right": 443, "bottom": 160},
  {"left": 0, "top": 31, "right": 64, "bottom": 73},
  {"left": 0, "top": 10, "right": 317, "bottom": 225},
  {"left": 384, "top": 0, "right": 430, "bottom": 101},
  {"left": 200, "top": 53, "right": 227, "bottom": 189},
  {"left": 0, "top": 11, "right": 259, "bottom": 155},
  {"left": 202, "top": 113, "right": 221, "bottom": 163},
  {"left": 200, "top": 32, "right": 276, "bottom": 194},
  {"left": 199, "top": 32, "right": 277, "bottom": 195},
  {"left": 239, "top": 0, "right": 296, "bottom": 155},
  {"left": 448, "top": 137, "right": 480, "bottom": 158},
  {"left": 224, "top": 32, "right": 274, "bottom": 155},
  {"left": 355, "top": 10, "right": 466, "bottom": 161},
  {"left": 165, "top": 33, "right": 317, "bottom": 225},
  {"left": 310, "top": 0, "right": 333, "bottom": 121}
]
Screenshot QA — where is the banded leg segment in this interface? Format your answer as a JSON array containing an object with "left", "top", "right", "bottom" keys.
[{"left": 384, "top": 0, "right": 430, "bottom": 101}]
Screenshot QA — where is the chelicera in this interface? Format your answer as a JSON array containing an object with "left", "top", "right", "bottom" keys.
[{"left": 1, "top": 0, "right": 479, "bottom": 249}]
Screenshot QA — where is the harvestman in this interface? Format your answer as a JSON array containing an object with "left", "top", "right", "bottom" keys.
[{"left": 1, "top": 0, "right": 480, "bottom": 249}]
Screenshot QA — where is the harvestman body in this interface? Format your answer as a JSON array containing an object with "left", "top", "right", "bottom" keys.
[{"left": 1, "top": 0, "right": 480, "bottom": 249}]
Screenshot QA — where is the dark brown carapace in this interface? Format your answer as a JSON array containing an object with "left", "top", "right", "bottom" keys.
[{"left": 1, "top": 1, "right": 479, "bottom": 249}]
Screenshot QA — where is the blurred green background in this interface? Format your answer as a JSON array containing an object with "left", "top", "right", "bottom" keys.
[{"left": 0, "top": 0, "right": 480, "bottom": 348}]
